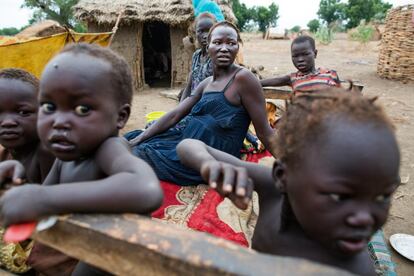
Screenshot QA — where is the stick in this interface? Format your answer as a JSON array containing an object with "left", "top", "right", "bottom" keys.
[{"left": 108, "top": 11, "right": 123, "bottom": 47}]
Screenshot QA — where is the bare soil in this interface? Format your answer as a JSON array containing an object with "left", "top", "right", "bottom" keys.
[{"left": 125, "top": 33, "right": 414, "bottom": 275}]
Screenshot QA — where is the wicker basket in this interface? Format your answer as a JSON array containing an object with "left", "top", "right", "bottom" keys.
[{"left": 377, "top": 5, "right": 414, "bottom": 83}]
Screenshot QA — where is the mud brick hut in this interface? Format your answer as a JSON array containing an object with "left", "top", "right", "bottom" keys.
[
  {"left": 377, "top": 5, "right": 414, "bottom": 83},
  {"left": 74, "top": 0, "right": 236, "bottom": 91}
]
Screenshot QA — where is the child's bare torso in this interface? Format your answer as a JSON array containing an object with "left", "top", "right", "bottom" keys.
[
  {"left": 15, "top": 145, "right": 54, "bottom": 184},
  {"left": 47, "top": 157, "right": 105, "bottom": 185}
]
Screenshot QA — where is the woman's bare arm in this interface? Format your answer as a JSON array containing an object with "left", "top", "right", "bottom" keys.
[
  {"left": 129, "top": 78, "right": 210, "bottom": 146},
  {"left": 179, "top": 72, "right": 193, "bottom": 102},
  {"left": 236, "top": 70, "right": 278, "bottom": 156}
]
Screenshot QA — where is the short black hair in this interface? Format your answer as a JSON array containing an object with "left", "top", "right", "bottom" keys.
[
  {"left": 0, "top": 68, "right": 39, "bottom": 93},
  {"left": 291, "top": 35, "right": 316, "bottom": 51},
  {"left": 60, "top": 43, "right": 133, "bottom": 105},
  {"left": 275, "top": 89, "right": 394, "bottom": 167}
]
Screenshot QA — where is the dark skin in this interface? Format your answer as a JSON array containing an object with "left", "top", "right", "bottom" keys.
[
  {"left": 130, "top": 25, "right": 276, "bottom": 156},
  {"left": 260, "top": 40, "right": 318, "bottom": 87},
  {"left": 177, "top": 117, "right": 400, "bottom": 275},
  {"left": 180, "top": 17, "right": 215, "bottom": 102},
  {"left": 0, "top": 52, "right": 163, "bottom": 227},
  {"left": 0, "top": 78, "right": 54, "bottom": 184}
]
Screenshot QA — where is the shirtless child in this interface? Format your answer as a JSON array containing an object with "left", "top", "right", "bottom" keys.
[
  {"left": 177, "top": 90, "right": 400, "bottom": 275},
  {"left": 0, "top": 68, "right": 54, "bottom": 184},
  {"left": 261, "top": 36, "right": 341, "bottom": 93},
  {"left": 0, "top": 43, "right": 163, "bottom": 275}
]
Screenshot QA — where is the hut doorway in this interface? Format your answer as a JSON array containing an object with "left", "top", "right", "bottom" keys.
[{"left": 143, "top": 22, "right": 171, "bottom": 88}]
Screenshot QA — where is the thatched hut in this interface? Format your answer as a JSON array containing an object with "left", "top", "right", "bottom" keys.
[
  {"left": 16, "top": 20, "right": 66, "bottom": 39},
  {"left": 74, "top": 0, "right": 236, "bottom": 91}
]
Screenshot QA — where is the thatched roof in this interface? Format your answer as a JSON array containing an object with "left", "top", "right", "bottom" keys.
[
  {"left": 16, "top": 20, "right": 66, "bottom": 38},
  {"left": 74, "top": 0, "right": 236, "bottom": 26}
]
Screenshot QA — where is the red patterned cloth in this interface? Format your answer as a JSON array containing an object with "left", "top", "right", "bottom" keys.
[{"left": 151, "top": 151, "right": 273, "bottom": 247}]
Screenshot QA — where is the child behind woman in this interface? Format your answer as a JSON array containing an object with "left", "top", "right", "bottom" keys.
[
  {"left": 0, "top": 43, "right": 163, "bottom": 275},
  {"left": 261, "top": 35, "right": 341, "bottom": 93},
  {"left": 177, "top": 89, "right": 400, "bottom": 275}
]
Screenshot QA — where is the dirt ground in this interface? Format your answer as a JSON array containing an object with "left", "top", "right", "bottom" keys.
[{"left": 125, "top": 33, "right": 414, "bottom": 275}]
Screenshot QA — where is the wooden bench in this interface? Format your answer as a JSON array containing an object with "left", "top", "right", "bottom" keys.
[
  {"left": 33, "top": 214, "right": 353, "bottom": 275},
  {"left": 263, "top": 87, "right": 292, "bottom": 100}
]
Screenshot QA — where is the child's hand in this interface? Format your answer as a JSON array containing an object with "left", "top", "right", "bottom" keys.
[
  {"left": 0, "top": 160, "right": 25, "bottom": 187},
  {"left": 0, "top": 185, "right": 47, "bottom": 227},
  {"left": 200, "top": 161, "right": 253, "bottom": 210}
]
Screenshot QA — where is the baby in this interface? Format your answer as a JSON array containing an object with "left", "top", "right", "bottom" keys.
[
  {"left": 0, "top": 43, "right": 163, "bottom": 275},
  {"left": 177, "top": 90, "right": 400, "bottom": 275},
  {"left": 0, "top": 68, "right": 54, "bottom": 184},
  {"left": 261, "top": 36, "right": 341, "bottom": 93}
]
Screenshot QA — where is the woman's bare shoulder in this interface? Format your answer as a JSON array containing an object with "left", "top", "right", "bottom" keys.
[{"left": 235, "top": 67, "right": 261, "bottom": 85}]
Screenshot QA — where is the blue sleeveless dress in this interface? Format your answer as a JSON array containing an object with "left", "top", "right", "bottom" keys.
[{"left": 125, "top": 70, "right": 251, "bottom": 186}]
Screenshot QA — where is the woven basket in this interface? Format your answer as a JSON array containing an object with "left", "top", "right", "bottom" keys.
[{"left": 377, "top": 5, "right": 414, "bottom": 83}]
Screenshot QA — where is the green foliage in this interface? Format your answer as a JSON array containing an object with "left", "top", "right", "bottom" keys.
[
  {"left": 345, "top": 0, "right": 392, "bottom": 29},
  {"left": 290, "top": 25, "right": 301, "bottom": 33},
  {"left": 307, "top": 19, "right": 320, "bottom": 33},
  {"left": 315, "top": 26, "right": 334, "bottom": 45},
  {"left": 349, "top": 21, "right": 375, "bottom": 44},
  {"left": 317, "top": 0, "right": 346, "bottom": 26},
  {"left": 231, "top": 0, "right": 252, "bottom": 31},
  {"left": 252, "top": 3, "right": 279, "bottom": 33},
  {"left": 0, "top": 27, "right": 20, "bottom": 36},
  {"left": 22, "top": 0, "right": 85, "bottom": 31},
  {"left": 230, "top": 1, "right": 279, "bottom": 33}
]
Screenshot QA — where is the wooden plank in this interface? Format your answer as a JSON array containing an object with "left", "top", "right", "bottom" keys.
[
  {"left": 0, "top": 268, "right": 14, "bottom": 275},
  {"left": 263, "top": 87, "right": 293, "bottom": 100},
  {"left": 34, "top": 214, "right": 353, "bottom": 276}
]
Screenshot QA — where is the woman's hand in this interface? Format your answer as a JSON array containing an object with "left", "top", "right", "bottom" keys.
[
  {"left": 0, "top": 160, "right": 25, "bottom": 187},
  {"left": 200, "top": 160, "right": 253, "bottom": 210},
  {"left": 0, "top": 185, "right": 48, "bottom": 227},
  {"left": 128, "top": 134, "right": 144, "bottom": 147}
]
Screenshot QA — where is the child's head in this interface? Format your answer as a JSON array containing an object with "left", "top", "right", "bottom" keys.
[
  {"left": 291, "top": 35, "right": 317, "bottom": 74},
  {"left": 273, "top": 89, "right": 400, "bottom": 256},
  {"left": 195, "top": 12, "right": 217, "bottom": 48},
  {"left": 0, "top": 68, "right": 39, "bottom": 151},
  {"left": 207, "top": 21, "right": 241, "bottom": 67},
  {"left": 38, "top": 43, "right": 133, "bottom": 161}
]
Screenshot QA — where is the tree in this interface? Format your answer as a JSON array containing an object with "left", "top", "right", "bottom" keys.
[
  {"left": 252, "top": 3, "right": 279, "bottom": 33},
  {"left": 0, "top": 27, "right": 20, "bottom": 36},
  {"left": 345, "top": 0, "right": 392, "bottom": 29},
  {"left": 290, "top": 25, "right": 301, "bottom": 33},
  {"left": 307, "top": 19, "right": 320, "bottom": 33},
  {"left": 22, "top": 0, "right": 86, "bottom": 32},
  {"left": 231, "top": 0, "right": 254, "bottom": 31},
  {"left": 317, "top": 0, "right": 345, "bottom": 26}
]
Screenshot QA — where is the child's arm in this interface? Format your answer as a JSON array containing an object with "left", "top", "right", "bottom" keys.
[
  {"left": 177, "top": 139, "right": 275, "bottom": 209},
  {"left": 260, "top": 75, "right": 291, "bottom": 87},
  {"left": 37, "top": 145, "right": 56, "bottom": 183},
  {"left": 0, "top": 137, "right": 162, "bottom": 226}
]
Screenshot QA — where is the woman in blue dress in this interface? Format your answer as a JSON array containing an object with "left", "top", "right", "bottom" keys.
[{"left": 126, "top": 21, "right": 275, "bottom": 186}]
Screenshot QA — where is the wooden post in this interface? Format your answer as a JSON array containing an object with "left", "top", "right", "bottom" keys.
[{"left": 34, "top": 214, "right": 353, "bottom": 276}]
